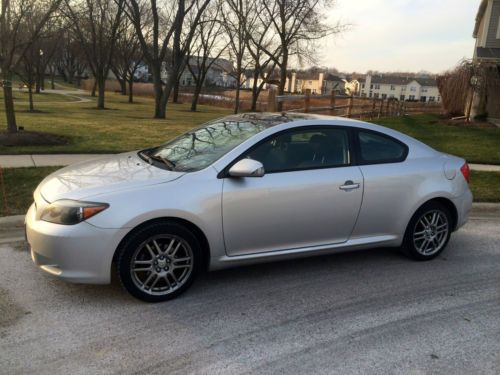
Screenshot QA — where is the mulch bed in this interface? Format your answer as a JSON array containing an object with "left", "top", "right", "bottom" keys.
[{"left": 0, "top": 130, "right": 69, "bottom": 147}]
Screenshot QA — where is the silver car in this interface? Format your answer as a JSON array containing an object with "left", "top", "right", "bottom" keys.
[{"left": 26, "top": 113, "right": 473, "bottom": 302}]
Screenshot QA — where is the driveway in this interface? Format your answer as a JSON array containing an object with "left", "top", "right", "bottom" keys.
[{"left": 0, "top": 217, "right": 499, "bottom": 374}]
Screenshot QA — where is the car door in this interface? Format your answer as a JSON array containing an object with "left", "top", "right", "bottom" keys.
[{"left": 222, "top": 126, "right": 364, "bottom": 256}]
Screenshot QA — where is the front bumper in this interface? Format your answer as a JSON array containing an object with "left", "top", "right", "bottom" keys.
[{"left": 25, "top": 203, "right": 128, "bottom": 284}]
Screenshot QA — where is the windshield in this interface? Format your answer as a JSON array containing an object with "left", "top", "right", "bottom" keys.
[{"left": 145, "top": 119, "right": 267, "bottom": 172}]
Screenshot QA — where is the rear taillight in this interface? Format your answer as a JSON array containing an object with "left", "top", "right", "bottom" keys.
[{"left": 460, "top": 162, "right": 470, "bottom": 184}]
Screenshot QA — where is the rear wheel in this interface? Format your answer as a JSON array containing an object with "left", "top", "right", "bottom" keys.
[
  {"left": 117, "top": 222, "right": 201, "bottom": 302},
  {"left": 401, "top": 202, "right": 452, "bottom": 260}
]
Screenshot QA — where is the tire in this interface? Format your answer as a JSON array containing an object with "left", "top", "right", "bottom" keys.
[
  {"left": 116, "top": 221, "right": 201, "bottom": 302},
  {"left": 401, "top": 201, "right": 452, "bottom": 261}
]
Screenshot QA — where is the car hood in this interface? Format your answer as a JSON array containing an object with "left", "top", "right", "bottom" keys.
[{"left": 37, "top": 152, "right": 185, "bottom": 202}]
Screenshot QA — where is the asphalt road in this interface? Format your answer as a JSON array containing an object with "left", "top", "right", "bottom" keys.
[{"left": 0, "top": 218, "right": 499, "bottom": 374}]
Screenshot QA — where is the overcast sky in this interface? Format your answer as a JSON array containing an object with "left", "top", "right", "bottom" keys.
[{"left": 318, "top": 0, "right": 478, "bottom": 73}]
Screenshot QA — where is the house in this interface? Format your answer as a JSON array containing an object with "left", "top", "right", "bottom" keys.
[
  {"left": 359, "top": 74, "right": 441, "bottom": 102},
  {"left": 322, "top": 74, "right": 346, "bottom": 95},
  {"left": 241, "top": 69, "right": 269, "bottom": 90},
  {"left": 162, "top": 57, "right": 237, "bottom": 88},
  {"left": 471, "top": 0, "right": 500, "bottom": 122},
  {"left": 287, "top": 72, "right": 324, "bottom": 94}
]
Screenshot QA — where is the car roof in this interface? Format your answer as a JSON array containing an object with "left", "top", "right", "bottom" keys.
[{"left": 217, "top": 112, "right": 375, "bottom": 129}]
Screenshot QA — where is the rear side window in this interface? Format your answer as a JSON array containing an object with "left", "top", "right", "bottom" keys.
[{"left": 357, "top": 130, "right": 407, "bottom": 164}]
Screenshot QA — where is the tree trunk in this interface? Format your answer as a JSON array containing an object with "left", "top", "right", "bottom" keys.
[
  {"left": 97, "top": 76, "right": 106, "bottom": 109},
  {"left": 173, "top": 79, "right": 180, "bottom": 103},
  {"left": 128, "top": 78, "right": 133, "bottom": 103},
  {"left": 28, "top": 84, "right": 35, "bottom": 112},
  {"left": 2, "top": 73, "right": 17, "bottom": 133},
  {"left": 251, "top": 70, "right": 260, "bottom": 111},
  {"left": 91, "top": 79, "right": 97, "bottom": 97},
  {"left": 51, "top": 68, "right": 56, "bottom": 89},
  {"left": 191, "top": 83, "right": 203, "bottom": 112},
  {"left": 152, "top": 65, "right": 165, "bottom": 118},
  {"left": 277, "top": 50, "right": 288, "bottom": 112},
  {"left": 35, "top": 74, "right": 41, "bottom": 94},
  {"left": 118, "top": 77, "right": 126, "bottom": 95}
]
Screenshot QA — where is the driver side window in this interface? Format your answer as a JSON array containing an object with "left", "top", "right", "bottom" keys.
[{"left": 246, "top": 128, "right": 350, "bottom": 173}]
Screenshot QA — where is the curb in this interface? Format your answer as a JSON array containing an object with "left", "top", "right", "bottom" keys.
[{"left": 1, "top": 203, "right": 499, "bottom": 230}]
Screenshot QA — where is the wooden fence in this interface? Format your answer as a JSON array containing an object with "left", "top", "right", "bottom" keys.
[{"left": 267, "top": 87, "right": 443, "bottom": 119}]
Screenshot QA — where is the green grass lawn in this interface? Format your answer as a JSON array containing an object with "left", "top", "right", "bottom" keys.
[
  {"left": 0, "top": 92, "right": 231, "bottom": 154},
  {"left": 0, "top": 90, "right": 76, "bottom": 103},
  {"left": 1, "top": 167, "right": 499, "bottom": 217},
  {"left": 375, "top": 114, "right": 500, "bottom": 165}
]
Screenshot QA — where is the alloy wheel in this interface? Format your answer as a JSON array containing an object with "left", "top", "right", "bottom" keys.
[
  {"left": 413, "top": 210, "right": 449, "bottom": 256},
  {"left": 130, "top": 235, "right": 194, "bottom": 296}
]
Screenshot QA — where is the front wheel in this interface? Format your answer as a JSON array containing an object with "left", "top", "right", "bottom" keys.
[
  {"left": 117, "top": 222, "right": 201, "bottom": 302},
  {"left": 401, "top": 202, "right": 452, "bottom": 260}
]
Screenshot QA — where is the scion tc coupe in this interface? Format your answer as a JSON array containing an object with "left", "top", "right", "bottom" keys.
[{"left": 26, "top": 113, "right": 473, "bottom": 302}]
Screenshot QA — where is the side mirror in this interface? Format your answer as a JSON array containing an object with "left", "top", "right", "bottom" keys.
[{"left": 228, "top": 159, "right": 265, "bottom": 177}]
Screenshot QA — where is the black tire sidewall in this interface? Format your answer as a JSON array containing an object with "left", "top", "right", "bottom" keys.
[
  {"left": 402, "top": 202, "right": 452, "bottom": 261},
  {"left": 117, "top": 221, "right": 202, "bottom": 302}
]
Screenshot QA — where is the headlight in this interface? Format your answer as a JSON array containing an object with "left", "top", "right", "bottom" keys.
[{"left": 40, "top": 200, "right": 109, "bottom": 225}]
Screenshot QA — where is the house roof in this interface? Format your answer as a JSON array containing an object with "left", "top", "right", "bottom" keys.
[
  {"left": 414, "top": 77, "right": 438, "bottom": 87},
  {"left": 324, "top": 74, "right": 344, "bottom": 82},
  {"left": 369, "top": 74, "right": 437, "bottom": 87},
  {"left": 473, "top": 0, "right": 488, "bottom": 38},
  {"left": 475, "top": 47, "right": 500, "bottom": 60}
]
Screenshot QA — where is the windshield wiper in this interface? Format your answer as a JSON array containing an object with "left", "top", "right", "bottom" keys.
[
  {"left": 147, "top": 154, "right": 175, "bottom": 170},
  {"left": 138, "top": 150, "right": 153, "bottom": 164}
]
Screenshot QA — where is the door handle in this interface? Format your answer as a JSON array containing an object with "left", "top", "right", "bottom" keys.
[{"left": 339, "top": 180, "right": 360, "bottom": 191}]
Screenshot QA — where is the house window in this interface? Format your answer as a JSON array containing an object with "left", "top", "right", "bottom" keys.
[
  {"left": 410, "top": 86, "right": 416, "bottom": 92},
  {"left": 369, "top": 92, "right": 373, "bottom": 98},
  {"left": 409, "top": 95, "right": 415, "bottom": 100},
  {"left": 400, "top": 95, "right": 405, "bottom": 101},
  {"left": 390, "top": 85, "right": 395, "bottom": 90},
  {"left": 374, "top": 93, "right": 379, "bottom": 98},
  {"left": 437, "top": 96, "right": 441, "bottom": 102},
  {"left": 370, "top": 84, "right": 373, "bottom": 89},
  {"left": 381, "top": 94, "right": 387, "bottom": 99},
  {"left": 421, "top": 87, "right": 427, "bottom": 93},
  {"left": 402, "top": 86, "right": 406, "bottom": 92},
  {"left": 429, "top": 96, "right": 435, "bottom": 102},
  {"left": 374, "top": 84, "right": 380, "bottom": 90},
  {"left": 362, "top": 83, "right": 365, "bottom": 88}
]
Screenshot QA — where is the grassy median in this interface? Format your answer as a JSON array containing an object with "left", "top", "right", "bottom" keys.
[{"left": 1, "top": 167, "right": 498, "bottom": 217}]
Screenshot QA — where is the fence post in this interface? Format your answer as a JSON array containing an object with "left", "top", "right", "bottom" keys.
[
  {"left": 370, "top": 98, "right": 376, "bottom": 120},
  {"left": 304, "top": 89, "right": 311, "bottom": 113},
  {"left": 347, "top": 95, "right": 353, "bottom": 118},
  {"left": 267, "top": 85, "right": 277, "bottom": 112},
  {"left": 378, "top": 98, "right": 384, "bottom": 118},
  {"left": 330, "top": 90, "right": 336, "bottom": 116}
]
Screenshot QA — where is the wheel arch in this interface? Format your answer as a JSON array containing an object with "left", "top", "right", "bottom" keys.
[
  {"left": 112, "top": 217, "right": 211, "bottom": 271},
  {"left": 413, "top": 197, "right": 459, "bottom": 231}
]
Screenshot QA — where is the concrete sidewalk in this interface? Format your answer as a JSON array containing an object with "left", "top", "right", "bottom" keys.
[{"left": 1, "top": 154, "right": 500, "bottom": 171}]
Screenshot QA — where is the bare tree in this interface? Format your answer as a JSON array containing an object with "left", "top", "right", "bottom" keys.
[
  {"left": 258, "top": 0, "right": 345, "bottom": 110},
  {"left": 123, "top": 0, "right": 210, "bottom": 119},
  {"left": 221, "top": 0, "right": 255, "bottom": 114},
  {"left": 110, "top": 17, "right": 143, "bottom": 103},
  {"left": 1, "top": 0, "right": 62, "bottom": 133},
  {"left": 186, "top": 1, "right": 227, "bottom": 112},
  {"left": 244, "top": 7, "right": 278, "bottom": 111},
  {"left": 64, "top": 0, "right": 124, "bottom": 109},
  {"left": 56, "top": 31, "right": 88, "bottom": 86}
]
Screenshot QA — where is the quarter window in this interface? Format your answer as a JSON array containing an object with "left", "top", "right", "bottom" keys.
[
  {"left": 246, "top": 128, "right": 350, "bottom": 173},
  {"left": 357, "top": 130, "right": 407, "bottom": 164}
]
